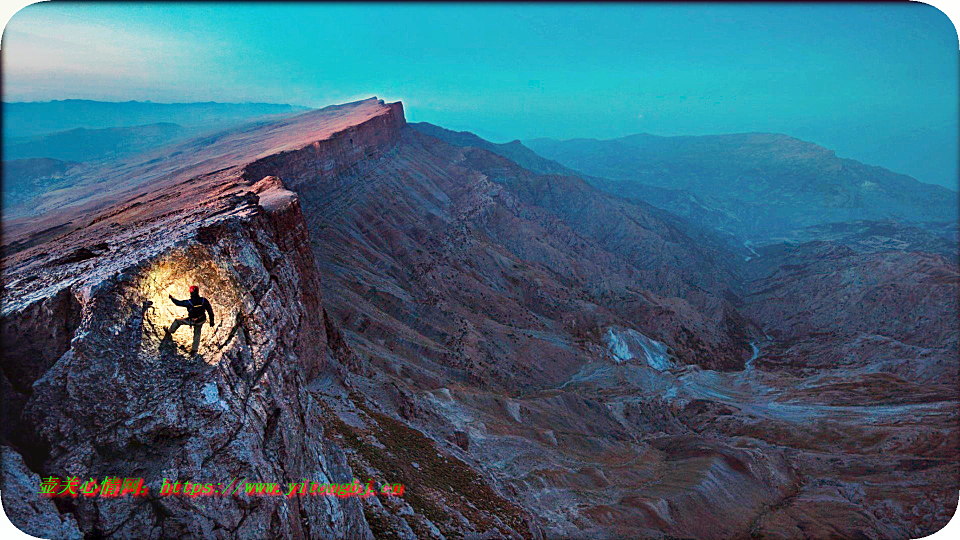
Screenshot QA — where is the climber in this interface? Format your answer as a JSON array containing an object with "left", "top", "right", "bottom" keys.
[{"left": 163, "top": 285, "right": 215, "bottom": 355}]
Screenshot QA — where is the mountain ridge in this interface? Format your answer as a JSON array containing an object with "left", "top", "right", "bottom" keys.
[
  {"left": 1, "top": 98, "right": 956, "bottom": 539},
  {"left": 525, "top": 131, "right": 958, "bottom": 240}
]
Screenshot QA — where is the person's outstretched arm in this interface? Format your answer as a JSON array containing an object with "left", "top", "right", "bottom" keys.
[
  {"left": 204, "top": 299, "right": 215, "bottom": 326},
  {"left": 169, "top": 295, "right": 190, "bottom": 308}
]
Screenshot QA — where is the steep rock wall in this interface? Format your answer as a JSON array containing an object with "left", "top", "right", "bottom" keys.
[
  {"left": 241, "top": 102, "right": 406, "bottom": 191},
  {"left": 1, "top": 179, "right": 373, "bottom": 539}
]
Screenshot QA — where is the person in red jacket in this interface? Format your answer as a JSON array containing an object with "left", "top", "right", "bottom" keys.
[{"left": 164, "top": 285, "right": 215, "bottom": 355}]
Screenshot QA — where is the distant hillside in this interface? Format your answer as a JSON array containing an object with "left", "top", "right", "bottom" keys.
[
  {"left": 527, "top": 133, "right": 959, "bottom": 240},
  {"left": 2, "top": 99, "right": 309, "bottom": 139},
  {"left": 758, "top": 220, "right": 959, "bottom": 258},
  {"left": 1, "top": 157, "right": 83, "bottom": 209},
  {"left": 3, "top": 123, "right": 188, "bottom": 163},
  {"left": 411, "top": 121, "right": 752, "bottom": 256}
]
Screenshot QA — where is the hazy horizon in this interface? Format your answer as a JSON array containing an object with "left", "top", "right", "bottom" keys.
[
  {"left": 2, "top": 3, "right": 958, "bottom": 189},
  {"left": 2, "top": 7, "right": 959, "bottom": 540}
]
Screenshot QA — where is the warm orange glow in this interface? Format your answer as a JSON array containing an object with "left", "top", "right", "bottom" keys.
[
  {"left": 141, "top": 259, "right": 201, "bottom": 353},
  {"left": 137, "top": 247, "right": 241, "bottom": 362}
]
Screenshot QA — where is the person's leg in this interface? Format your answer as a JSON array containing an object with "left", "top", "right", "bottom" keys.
[
  {"left": 191, "top": 323, "right": 202, "bottom": 355},
  {"left": 168, "top": 318, "right": 186, "bottom": 334}
]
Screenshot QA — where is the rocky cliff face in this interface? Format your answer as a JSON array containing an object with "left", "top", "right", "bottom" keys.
[
  {"left": 286, "top": 125, "right": 756, "bottom": 378},
  {"left": 285, "top": 116, "right": 956, "bottom": 538},
  {"left": 2, "top": 99, "right": 541, "bottom": 539},
  {"left": 2, "top": 174, "right": 373, "bottom": 538},
  {"left": 241, "top": 102, "right": 406, "bottom": 187}
]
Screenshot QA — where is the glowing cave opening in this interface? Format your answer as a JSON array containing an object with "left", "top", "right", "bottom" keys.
[{"left": 137, "top": 246, "right": 242, "bottom": 362}]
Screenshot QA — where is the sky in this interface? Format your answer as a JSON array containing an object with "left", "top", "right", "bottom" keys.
[{"left": 2, "top": 3, "right": 958, "bottom": 189}]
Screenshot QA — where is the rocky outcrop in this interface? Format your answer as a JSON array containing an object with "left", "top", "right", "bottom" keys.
[
  {"left": 2, "top": 100, "right": 542, "bottom": 539},
  {"left": 1, "top": 446, "right": 82, "bottom": 539},
  {"left": 2, "top": 174, "right": 373, "bottom": 538},
  {"left": 241, "top": 101, "right": 406, "bottom": 189}
]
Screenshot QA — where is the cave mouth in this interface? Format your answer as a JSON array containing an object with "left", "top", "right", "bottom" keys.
[{"left": 136, "top": 245, "right": 243, "bottom": 362}]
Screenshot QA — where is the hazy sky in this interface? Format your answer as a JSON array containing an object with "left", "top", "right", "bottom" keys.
[{"left": 3, "top": 3, "right": 958, "bottom": 189}]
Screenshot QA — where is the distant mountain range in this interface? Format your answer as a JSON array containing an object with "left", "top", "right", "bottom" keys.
[
  {"left": 526, "top": 133, "right": 958, "bottom": 241},
  {"left": 3, "top": 123, "right": 189, "bottom": 163},
  {"left": 2, "top": 100, "right": 312, "bottom": 217},
  {"left": 1, "top": 157, "right": 83, "bottom": 209},
  {"left": 2, "top": 99, "right": 308, "bottom": 139}
]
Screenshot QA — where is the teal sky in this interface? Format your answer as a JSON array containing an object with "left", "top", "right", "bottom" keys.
[{"left": 3, "top": 3, "right": 958, "bottom": 189}]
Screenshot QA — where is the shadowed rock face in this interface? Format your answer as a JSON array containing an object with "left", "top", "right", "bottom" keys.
[
  {"left": 293, "top": 127, "right": 755, "bottom": 377},
  {"left": 1, "top": 448, "right": 83, "bottom": 539},
  {"left": 2, "top": 98, "right": 957, "bottom": 540}
]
